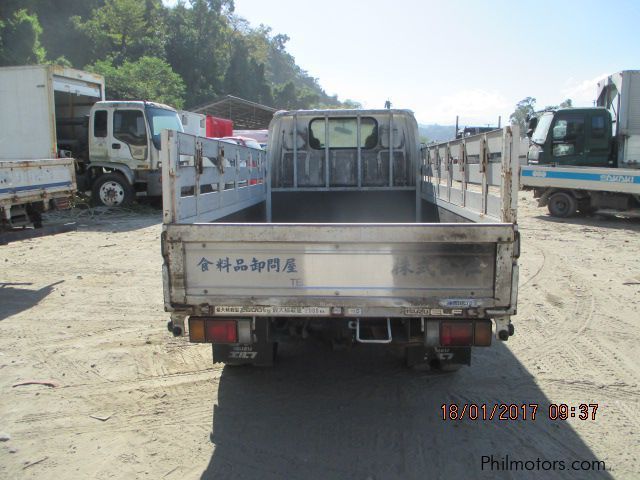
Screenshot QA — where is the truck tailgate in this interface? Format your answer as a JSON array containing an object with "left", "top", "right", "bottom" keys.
[
  {"left": 163, "top": 223, "right": 517, "bottom": 316},
  {"left": 0, "top": 158, "right": 76, "bottom": 206}
]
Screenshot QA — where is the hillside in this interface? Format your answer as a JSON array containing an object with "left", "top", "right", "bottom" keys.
[
  {"left": 418, "top": 124, "right": 456, "bottom": 143},
  {"left": 0, "top": 0, "right": 358, "bottom": 110}
]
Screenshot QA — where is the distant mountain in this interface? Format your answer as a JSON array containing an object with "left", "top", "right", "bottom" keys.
[{"left": 418, "top": 124, "right": 456, "bottom": 143}]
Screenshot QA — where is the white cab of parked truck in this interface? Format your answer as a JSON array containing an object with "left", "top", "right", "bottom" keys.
[
  {"left": 0, "top": 64, "right": 183, "bottom": 212},
  {"left": 161, "top": 109, "right": 520, "bottom": 371},
  {"left": 88, "top": 100, "right": 183, "bottom": 206}
]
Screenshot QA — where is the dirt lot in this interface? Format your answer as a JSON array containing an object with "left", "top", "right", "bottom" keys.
[{"left": 0, "top": 193, "right": 639, "bottom": 479}]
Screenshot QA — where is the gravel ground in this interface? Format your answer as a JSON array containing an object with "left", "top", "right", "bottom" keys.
[{"left": 0, "top": 192, "right": 638, "bottom": 479}]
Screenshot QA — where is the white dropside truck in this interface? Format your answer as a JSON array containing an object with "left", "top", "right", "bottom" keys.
[{"left": 161, "top": 109, "right": 520, "bottom": 371}]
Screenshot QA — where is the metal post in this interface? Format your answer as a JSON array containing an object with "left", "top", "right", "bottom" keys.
[
  {"left": 446, "top": 143, "right": 452, "bottom": 203},
  {"left": 325, "top": 115, "right": 330, "bottom": 188},
  {"left": 389, "top": 112, "right": 394, "bottom": 187},
  {"left": 357, "top": 115, "right": 362, "bottom": 188},
  {"left": 293, "top": 114, "right": 298, "bottom": 189},
  {"left": 415, "top": 142, "right": 422, "bottom": 222},
  {"left": 480, "top": 135, "right": 488, "bottom": 215},
  {"left": 460, "top": 141, "right": 467, "bottom": 208},
  {"left": 266, "top": 135, "right": 274, "bottom": 222}
]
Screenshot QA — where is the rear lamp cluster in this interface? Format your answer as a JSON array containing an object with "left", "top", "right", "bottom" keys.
[
  {"left": 440, "top": 320, "right": 492, "bottom": 347},
  {"left": 189, "top": 318, "right": 237, "bottom": 343}
]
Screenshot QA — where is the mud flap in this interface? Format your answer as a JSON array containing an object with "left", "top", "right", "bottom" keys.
[
  {"left": 405, "top": 345, "right": 471, "bottom": 367},
  {"left": 212, "top": 318, "right": 276, "bottom": 367}
]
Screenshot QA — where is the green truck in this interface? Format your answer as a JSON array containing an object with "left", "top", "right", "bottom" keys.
[{"left": 522, "top": 70, "right": 640, "bottom": 217}]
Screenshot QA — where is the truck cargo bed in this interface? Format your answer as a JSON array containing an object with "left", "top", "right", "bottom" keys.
[{"left": 160, "top": 110, "right": 520, "bottom": 365}]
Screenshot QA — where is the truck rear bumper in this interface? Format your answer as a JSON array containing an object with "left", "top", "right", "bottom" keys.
[{"left": 175, "top": 315, "right": 502, "bottom": 367}]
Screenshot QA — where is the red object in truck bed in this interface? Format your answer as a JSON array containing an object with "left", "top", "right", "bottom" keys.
[{"left": 205, "top": 116, "right": 233, "bottom": 138}]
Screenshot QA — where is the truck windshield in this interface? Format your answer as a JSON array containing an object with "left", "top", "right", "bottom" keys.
[
  {"left": 531, "top": 112, "right": 553, "bottom": 145},
  {"left": 145, "top": 106, "right": 183, "bottom": 150}
]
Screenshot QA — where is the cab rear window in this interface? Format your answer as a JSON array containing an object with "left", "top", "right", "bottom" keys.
[{"left": 309, "top": 117, "right": 377, "bottom": 149}]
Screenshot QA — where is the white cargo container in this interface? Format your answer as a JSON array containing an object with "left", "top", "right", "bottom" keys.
[
  {"left": 0, "top": 65, "right": 105, "bottom": 161},
  {"left": 179, "top": 110, "right": 206, "bottom": 137},
  {"left": 0, "top": 65, "right": 105, "bottom": 228},
  {"left": 597, "top": 70, "right": 640, "bottom": 168}
]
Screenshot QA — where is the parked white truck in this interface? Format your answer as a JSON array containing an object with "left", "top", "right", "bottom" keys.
[
  {"left": 160, "top": 109, "right": 520, "bottom": 371},
  {"left": 0, "top": 65, "right": 183, "bottom": 215},
  {"left": 0, "top": 158, "right": 76, "bottom": 229},
  {"left": 521, "top": 70, "right": 640, "bottom": 216}
]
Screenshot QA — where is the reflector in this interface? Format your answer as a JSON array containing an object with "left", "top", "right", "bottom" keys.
[
  {"left": 189, "top": 317, "right": 206, "bottom": 343},
  {"left": 474, "top": 320, "right": 493, "bottom": 346},
  {"left": 440, "top": 322, "right": 473, "bottom": 346}
]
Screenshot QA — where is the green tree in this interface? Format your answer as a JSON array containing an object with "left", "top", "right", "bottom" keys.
[
  {"left": 249, "top": 60, "right": 273, "bottom": 106},
  {"left": 223, "top": 38, "right": 251, "bottom": 97},
  {"left": 0, "top": 1, "right": 105, "bottom": 68},
  {"left": 510, "top": 97, "right": 536, "bottom": 137},
  {"left": 0, "top": 9, "right": 46, "bottom": 66},
  {"left": 72, "top": 0, "right": 165, "bottom": 65},
  {"left": 89, "top": 56, "right": 185, "bottom": 108},
  {"left": 542, "top": 99, "right": 573, "bottom": 111},
  {"left": 165, "top": 0, "right": 234, "bottom": 107},
  {"left": 32, "top": 0, "right": 103, "bottom": 68},
  {"left": 341, "top": 99, "right": 363, "bottom": 109},
  {"left": 274, "top": 81, "right": 298, "bottom": 109}
]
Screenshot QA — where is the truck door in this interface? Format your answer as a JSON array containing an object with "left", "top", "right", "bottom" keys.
[
  {"left": 584, "top": 111, "right": 612, "bottom": 167},
  {"left": 110, "top": 109, "right": 149, "bottom": 168},
  {"left": 90, "top": 109, "right": 109, "bottom": 163},
  {"left": 549, "top": 112, "right": 586, "bottom": 166}
]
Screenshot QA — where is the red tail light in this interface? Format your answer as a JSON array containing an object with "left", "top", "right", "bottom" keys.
[
  {"left": 205, "top": 320, "right": 238, "bottom": 343},
  {"left": 440, "top": 322, "right": 473, "bottom": 346}
]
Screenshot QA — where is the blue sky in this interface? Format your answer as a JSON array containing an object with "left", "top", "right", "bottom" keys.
[{"left": 163, "top": 0, "right": 639, "bottom": 126}]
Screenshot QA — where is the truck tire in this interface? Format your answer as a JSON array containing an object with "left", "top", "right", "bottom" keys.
[
  {"left": 547, "top": 191, "right": 577, "bottom": 218},
  {"left": 92, "top": 173, "right": 134, "bottom": 207}
]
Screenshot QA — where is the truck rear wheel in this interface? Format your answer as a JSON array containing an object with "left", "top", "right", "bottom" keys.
[
  {"left": 92, "top": 173, "right": 134, "bottom": 207},
  {"left": 547, "top": 191, "right": 577, "bottom": 217}
]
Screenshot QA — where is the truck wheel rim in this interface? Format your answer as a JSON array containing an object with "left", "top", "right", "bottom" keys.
[
  {"left": 555, "top": 198, "right": 568, "bottom": 215},
  {"left": 99, "top": 181, "right": 125, "bottom": 206}
]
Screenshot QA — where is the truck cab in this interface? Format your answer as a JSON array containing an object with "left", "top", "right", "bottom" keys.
[
  {"left": 87, "top": 101, "right": 183, "bottom": 206},
  {"left": 527, "top": 108, "right": 613, "bottom": 168}
]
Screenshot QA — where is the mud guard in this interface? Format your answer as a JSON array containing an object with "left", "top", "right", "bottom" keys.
[
  {"left": 405, "top": 345, "right": 471, "bottom": 368},
  {"left": 212, "top": 318, "right": 276, "bottom": 366}
]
